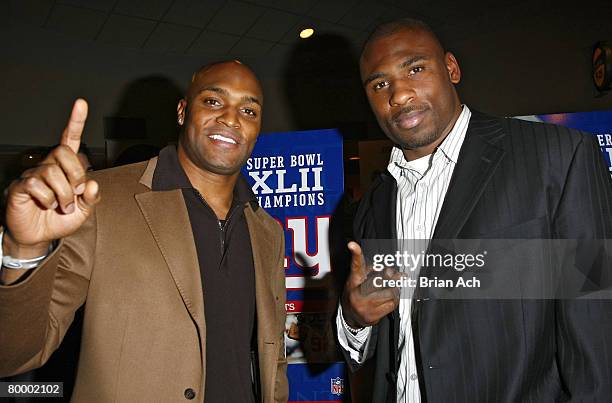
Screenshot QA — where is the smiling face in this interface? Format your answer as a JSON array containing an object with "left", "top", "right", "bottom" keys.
[
  {"left": 360, "top": 27, "right": 462, "bottom": 160},
  {"left": 177, "top": 61, "right": 263, "bottom": 176}
]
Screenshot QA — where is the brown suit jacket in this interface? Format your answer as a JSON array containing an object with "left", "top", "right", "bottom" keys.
[{"left": 0, "top": 157, "right": 288, "bottom": 403}]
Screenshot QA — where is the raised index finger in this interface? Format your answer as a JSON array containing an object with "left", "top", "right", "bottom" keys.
[{"left": 60, "top": 98, "right": 88, "bottom": 153}]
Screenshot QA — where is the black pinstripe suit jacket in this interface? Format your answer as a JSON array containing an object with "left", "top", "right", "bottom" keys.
[{"left": 352, "top": 111, "right": 612, "bottom": 403}]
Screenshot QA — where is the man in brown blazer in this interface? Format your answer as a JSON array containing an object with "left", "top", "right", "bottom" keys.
[{"left": 0, "top": 61, "right": 288, "bottom": 402}]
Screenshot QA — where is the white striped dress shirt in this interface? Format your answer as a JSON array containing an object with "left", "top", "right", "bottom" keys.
[{"left": 337, "top": 106, "right": 471, "bottom": 403}]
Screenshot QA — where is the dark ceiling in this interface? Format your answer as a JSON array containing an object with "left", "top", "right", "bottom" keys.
[{"left": 8, "top": 0, "right": 609, "bottom": 62}]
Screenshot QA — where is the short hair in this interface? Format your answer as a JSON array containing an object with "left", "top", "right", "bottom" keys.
[{"left": 363, "top": 18, "right": 443, "bottom": 53}]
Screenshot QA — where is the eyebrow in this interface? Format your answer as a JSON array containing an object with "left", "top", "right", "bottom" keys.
[
  {"left": 363, "top": 55, "right": 430, "bottom": 87},
  {"left": 399, "top": 55, "right": 429, "bottom": 69},
  {"left": 363, "top": 72, "right": 385, "bottom": 87},
  {"left": 199, "top": 86, "right": 261, "bottom": 106}
]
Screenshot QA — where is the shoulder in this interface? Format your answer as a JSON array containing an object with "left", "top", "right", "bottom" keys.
[
  {"left": 500, "top": 115, "right": 593, "bottom": 156},
  {"left": 469, "top": 110, "right": 588, "bottom": 148},
  {"left": 467, "top": 110, "right": 598, "bottom": 166},
  {"left": 86, "top": 161, "right": 151, "bottom": 212},
  {"left": 89, "top": 161, "right": 149, "bottom": 192}
]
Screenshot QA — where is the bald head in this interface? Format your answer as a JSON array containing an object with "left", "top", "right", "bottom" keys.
[{"left": 187, "top": 60, "right": 263, "bottom": 104}]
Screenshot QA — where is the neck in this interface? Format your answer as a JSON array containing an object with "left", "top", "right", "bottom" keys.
[
  {"left": 177, "top": 146, "right": 237, "bottom": 219},
  {"left": 402, "top": 146, "right": 435, "bottom": 162}
]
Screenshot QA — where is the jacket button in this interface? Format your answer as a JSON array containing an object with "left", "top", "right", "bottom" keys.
[{"left": 184, "top": 388, "right": 196, "bottom": 400}]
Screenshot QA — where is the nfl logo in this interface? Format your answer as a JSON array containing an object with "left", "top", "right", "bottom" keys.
[{"left": 330, "top": 377, "right": 344, "bottom": 396}]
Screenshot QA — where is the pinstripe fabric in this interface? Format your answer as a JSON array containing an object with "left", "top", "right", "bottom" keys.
[
  {"left": 347, "top": 110, "right": 612, "bottom": 403},
  {"left": 388, "top": 106, "right": 471, "bottom": 403}
]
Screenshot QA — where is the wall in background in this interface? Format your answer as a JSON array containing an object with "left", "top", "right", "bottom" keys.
[{"left": 1, "top": 6, "right": 610, "bottom": 150}]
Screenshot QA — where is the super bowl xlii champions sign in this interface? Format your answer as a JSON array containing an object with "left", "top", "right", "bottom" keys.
[
  {"left": 516, "top": 110, "right": 612, "bottom": 178},
  {"left": 243, "top": 129, "right": 347, "bottom": 403}
]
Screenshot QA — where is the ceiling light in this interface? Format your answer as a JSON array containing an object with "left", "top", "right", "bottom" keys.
[{"left": 299, "top": 28, "right": 314, "bottom": 39}]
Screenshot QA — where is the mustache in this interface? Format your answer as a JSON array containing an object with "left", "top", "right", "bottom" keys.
[{"left": 392, "top": 105, "right": 429, "bottom": 124}]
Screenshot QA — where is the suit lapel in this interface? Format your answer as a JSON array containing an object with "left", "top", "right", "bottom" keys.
[
  {"left": 246, "top": 206, "right": 277, "bottom": 340},
  {"left": 135, "top": 190, "right": 205, "bottom": 336},
  {"left": 244, "top": 205, "right": 279, "bottom": 400},
  {"left": 414, "top": 113, "right": 508, "bottom": 386},
  {"left": 372, "top": 173, "right": 398, "bottom": 239},
  {"left": 367, "top": 174, "right": 402, "bottom": 389},
  {"left": 432, "top": 112, "right": 507, "bottom": 239}
]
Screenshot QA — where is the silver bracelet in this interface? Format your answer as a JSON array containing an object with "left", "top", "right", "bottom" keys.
[
  {"left": 341, "top": 310, "right": 366, "bottom": 335},
  {"left": 345, "top": 321, "right": 366, "bottom": 335},
  {"left": 0, "top": 231, "right": 53, "bottom": 270}
]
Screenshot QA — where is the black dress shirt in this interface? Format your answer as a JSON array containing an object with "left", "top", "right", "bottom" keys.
[{"left": 152, "top": 146, "right": 257, "bottom": 403}]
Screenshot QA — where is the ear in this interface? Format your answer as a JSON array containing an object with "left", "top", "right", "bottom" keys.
[
  {"left": 177, "top": 99, "right": 187, "bottom": 125},
  {"left": 445, "top": 52, "right": 461, "bottom": 84}
]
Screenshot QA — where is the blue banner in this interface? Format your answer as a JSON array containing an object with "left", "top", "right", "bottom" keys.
[{"left": 243, "top": 129, "right": 347, "bottom": 402}]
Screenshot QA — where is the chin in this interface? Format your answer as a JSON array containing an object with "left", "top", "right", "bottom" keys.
[
  {"left": 207, "top": 165, "right": 241, "bottom": 176},
  {"left": 394, "top": 126, "right": 442, "bottom": 149},
  {"left": 207, "top": 159, "right": 246, "bottom": 175}
]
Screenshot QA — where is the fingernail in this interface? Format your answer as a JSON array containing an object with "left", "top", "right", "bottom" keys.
[
  {"left": 51, "top": 201, "right": 59, "bottom": 210},
  {"left": 75, "top": 183, "right": 85, "bottom": 194},
  {"left": 65, "top": 202, "right": 75, "bottom": 214}
]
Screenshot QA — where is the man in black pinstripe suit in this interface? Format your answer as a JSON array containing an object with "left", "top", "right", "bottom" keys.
[{"left": 337, "top": 18, "right": 612, "bottom": 402}]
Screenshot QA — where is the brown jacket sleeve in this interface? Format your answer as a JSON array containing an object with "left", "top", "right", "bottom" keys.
[{"left": 0, "top": 210, "right": 96, "bottom": 377}]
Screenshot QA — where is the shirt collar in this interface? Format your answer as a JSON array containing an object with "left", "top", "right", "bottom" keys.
[
  {"left": 152, "top": 145, "right": 192, "bottom": 191},
  {"left": 436, "top": 105, "right": 471, "bottom": 164},
  {"left": 387, "top": 105, "right": 471, "bottom": 178},
  {"left": 152, "top": 145, "right": 256, "bottom": 204}
]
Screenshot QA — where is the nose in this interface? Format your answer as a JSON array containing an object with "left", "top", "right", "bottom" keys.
[
  {"left": 389, "top": 80, "right": 415, "bottom": 107},
  {"left": 216, "top": 108, "right": 241, "bottom": 129}
]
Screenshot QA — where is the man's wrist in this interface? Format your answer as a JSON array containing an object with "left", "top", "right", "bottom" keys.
[
  {"left": 1, "top": 231, "right": 54, "bottom": 285},
  {"left": 340, "top": 298, "right": 366, "bottom": 331},
  {"left": 2, "top": 230, "right": 51, "bottom": 259},
  {"left": 343, "top": 315, "right": 366, "bottom": 335}
]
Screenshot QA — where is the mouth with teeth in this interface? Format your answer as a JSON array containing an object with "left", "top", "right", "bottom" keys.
[{"left": 208, "top": 133, "right": 238, "bottom": 145}]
